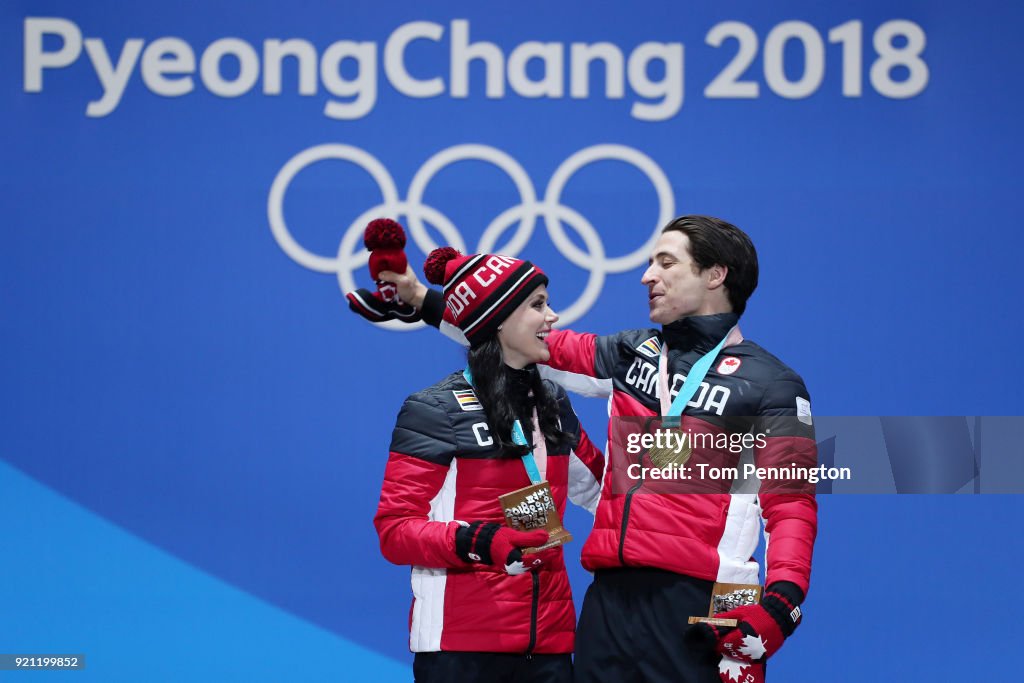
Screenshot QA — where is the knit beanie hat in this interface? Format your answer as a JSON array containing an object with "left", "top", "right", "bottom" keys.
[{"left": 423, "top": 247, "right": 548, "bottom": 347}]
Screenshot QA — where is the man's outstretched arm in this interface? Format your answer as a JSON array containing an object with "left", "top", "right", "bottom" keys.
[{"left": 359, "top": 267, "right": 620, "bottom": 398}]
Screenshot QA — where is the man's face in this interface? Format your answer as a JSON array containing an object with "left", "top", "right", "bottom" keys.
[{"left": 641, "top": 231, "right": 718, "bottom": 324}]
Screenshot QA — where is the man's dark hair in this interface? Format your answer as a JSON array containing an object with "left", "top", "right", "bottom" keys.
[{"left": 662, "top": 215, "right": 759, "bottom": 316}]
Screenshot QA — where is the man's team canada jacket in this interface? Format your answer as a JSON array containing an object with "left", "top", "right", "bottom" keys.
[
  {"left": 542, "top": 312, "right": 818, "bottom": 595},
  {"left": 374, "top": 371, "right": 604, "bottom": 654},
  {"left": 421, "top": 291, "right": 817, "bottom": 598}
]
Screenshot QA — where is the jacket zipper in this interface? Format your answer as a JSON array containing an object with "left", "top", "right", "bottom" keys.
[
  {"left": 526, "top": 571, "right": 540, "bottom": 654},
  {"left": 618, "top": 420, "right": 653, "bottom": 565}
]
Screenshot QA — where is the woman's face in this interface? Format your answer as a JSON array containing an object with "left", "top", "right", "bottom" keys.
[{"left": 497, "top": 285, "right": 559, "bottom": 369}]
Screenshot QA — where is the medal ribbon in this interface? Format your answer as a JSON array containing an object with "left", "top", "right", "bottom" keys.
[
  {"left": 658, "top": 326, "right": 742, "bottom": 425},
  {"left": 463, "top": 367, "right": 545, "bottom": 484}
]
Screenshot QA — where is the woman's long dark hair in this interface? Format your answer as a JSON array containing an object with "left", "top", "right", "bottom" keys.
[{"left": 466, "top": 338, "right": 575, "bottom": 457}]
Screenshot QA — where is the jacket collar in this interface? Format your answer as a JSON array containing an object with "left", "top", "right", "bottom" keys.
[{"left": 662, "top": 313, "right": 740, "bottom": 354}]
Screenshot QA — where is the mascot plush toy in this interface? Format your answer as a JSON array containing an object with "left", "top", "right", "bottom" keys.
[{"left": 345, "top": 218, "right": 422, "bottom": 323}]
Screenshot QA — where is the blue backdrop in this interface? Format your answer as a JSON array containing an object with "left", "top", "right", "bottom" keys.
[{"left": 3, "top": 1, "right": 1021, "bottom": 680}]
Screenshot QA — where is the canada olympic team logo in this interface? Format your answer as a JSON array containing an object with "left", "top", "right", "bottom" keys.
[{"left": 267, "top": 143, "right": 675, "bottom": 329}]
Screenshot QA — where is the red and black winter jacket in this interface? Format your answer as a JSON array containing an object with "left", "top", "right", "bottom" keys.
[
  {"left": 374, "top": 371, "right": 604, "bottom": 654},
  {"left": 541, "top": 313, "right": 818, "bottom": 595}
]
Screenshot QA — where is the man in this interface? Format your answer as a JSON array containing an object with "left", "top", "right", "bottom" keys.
[{"left": 355, "top": 215, "right": 817, "bottom": 683}]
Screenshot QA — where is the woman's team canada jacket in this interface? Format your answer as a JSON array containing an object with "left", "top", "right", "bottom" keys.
[{"left": 374, "top": 372, "right": 604, "bottom": 654}]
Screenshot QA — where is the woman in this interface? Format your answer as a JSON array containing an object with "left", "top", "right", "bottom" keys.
[{"left": 373, "top": 247, "right": 604, "bottom": 683}]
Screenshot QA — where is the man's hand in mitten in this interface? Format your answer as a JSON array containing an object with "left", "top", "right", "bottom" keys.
[
  {"left": 455, "top": 522, "right": 550, "bottom": 575},
  {"left": 377, "top": 265, "right": 429, "bottom": 310},
  {"left": 686, "top": 582, "right": 804, "bottom": 664}
]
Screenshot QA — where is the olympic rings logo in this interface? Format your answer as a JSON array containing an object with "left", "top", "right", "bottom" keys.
[{"left": 267, "top": 143, "right": 674, "bottom": 329}]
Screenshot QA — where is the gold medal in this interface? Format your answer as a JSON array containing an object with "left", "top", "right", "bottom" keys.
[{"left": 647, "top": 427, "right": 693, "bottom": 469}]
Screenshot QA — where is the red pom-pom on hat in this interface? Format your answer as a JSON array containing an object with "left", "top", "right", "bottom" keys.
[
  {"left": 424, "top": 247, "right": 461, "bottom": 285},
  {"left": 364, "top": 218, "right": 406, "bottom": 250}
]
